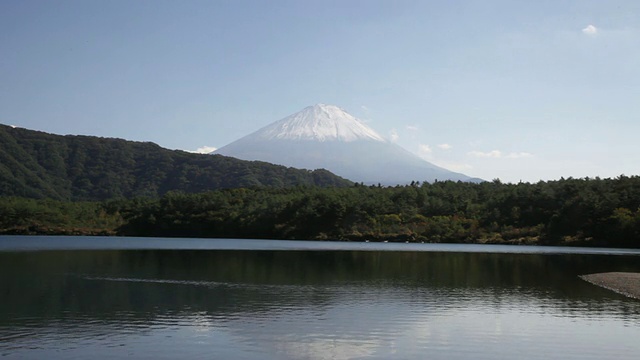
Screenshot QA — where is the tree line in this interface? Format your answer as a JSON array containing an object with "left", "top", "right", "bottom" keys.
[{"left": 2, "top": 176, "right": 639, "bottom": 248}]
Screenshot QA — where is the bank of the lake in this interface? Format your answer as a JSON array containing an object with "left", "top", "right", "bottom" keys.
[
  {"left": 581, "top": 272, "right": 640, "bottom": 299},
  {"left": 5, "top": 235, "right": 640, "bottom": 255}
]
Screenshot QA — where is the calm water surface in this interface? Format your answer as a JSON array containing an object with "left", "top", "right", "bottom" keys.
[{"left": 1, "top": 236, "right": 640, "bottom": 359}]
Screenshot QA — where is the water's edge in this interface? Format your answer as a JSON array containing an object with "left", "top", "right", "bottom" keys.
[
  {"left": 580, "top": 272, "right": 640, "bottom": 299},
  {"left": 2, "top": 235, "right": 640, "bottom": 255}
]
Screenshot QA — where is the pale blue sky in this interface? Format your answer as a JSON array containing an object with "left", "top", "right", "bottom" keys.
[{"left": 2, "top": 0, "right": 639, "bottom": 182}]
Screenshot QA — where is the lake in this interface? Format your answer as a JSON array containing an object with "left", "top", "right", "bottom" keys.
[{"left": 1, "top": 236, "right": 640, "bottom": 359}]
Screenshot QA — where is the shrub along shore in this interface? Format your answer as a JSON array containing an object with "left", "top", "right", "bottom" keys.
[{"left": 1, "top": 176, "right": 639, "bottom": 248}]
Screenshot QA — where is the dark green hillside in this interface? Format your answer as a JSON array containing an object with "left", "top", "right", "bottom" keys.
[{"left": 0, "top": 124, "right": 351, "bottom": 200}]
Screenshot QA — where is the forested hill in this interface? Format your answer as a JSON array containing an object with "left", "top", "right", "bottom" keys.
[
  {"left": 0, "top": 124, "right": 352, "bottom": 200},
  {"left": 1, "top": 176, "right": 639, "bottom": 247}
]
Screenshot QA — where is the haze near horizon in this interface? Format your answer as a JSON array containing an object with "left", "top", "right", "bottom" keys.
[{"left": 1, "top": 0, "right": 639, "bottom": 183}]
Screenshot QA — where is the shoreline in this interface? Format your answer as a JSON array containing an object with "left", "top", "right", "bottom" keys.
[
  {"left": 580, "top": 272, "right": 640, "bottom": 300},
  {"left": 1, "top": 228, "right": 637, "bottom": 249}
]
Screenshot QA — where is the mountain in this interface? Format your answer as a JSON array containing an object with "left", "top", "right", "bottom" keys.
[
  {"left": 215, "top": 104, "right": 481, "bottom": 185},
  {"left": 0, "top": 124, "right": 352, "bottom": 201}
]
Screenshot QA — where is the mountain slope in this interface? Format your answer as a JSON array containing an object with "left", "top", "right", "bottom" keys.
[
  {"left": 0, "top": 124, "right": 352, "bottom": 201},
  {"left": 215, "top": 104, "right": 480, "bottom": 184}
]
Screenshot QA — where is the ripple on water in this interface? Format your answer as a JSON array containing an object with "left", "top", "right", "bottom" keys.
[{"left": 1, "top": 247, "right": 640, "bottom": 359}]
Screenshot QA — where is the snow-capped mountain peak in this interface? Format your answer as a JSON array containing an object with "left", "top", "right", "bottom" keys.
[
  {"left": 214, "top": 103, "right": 480, "bottom": 185},
  {"left": 249, "top": 104, "right": 385, "bottom": 142}
]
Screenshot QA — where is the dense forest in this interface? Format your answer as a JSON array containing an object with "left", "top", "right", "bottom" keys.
[
  {"left": 2, "top": 176, "right": 639, "bottom": 248},
  {"left": 0, "top": 124, "right": 351, "bottom": 200}
]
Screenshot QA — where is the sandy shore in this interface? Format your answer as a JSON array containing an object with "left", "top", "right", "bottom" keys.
[{"left": 580, "top": 272, "right": 640, "bottom": 300}]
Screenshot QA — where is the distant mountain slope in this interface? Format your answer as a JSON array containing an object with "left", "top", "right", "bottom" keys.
[
  {"left": 215, "top": 104, "right": 481, "bottom": 185},
  {"left": 0, "top": 124, "right": 352, "bottom": 201}
]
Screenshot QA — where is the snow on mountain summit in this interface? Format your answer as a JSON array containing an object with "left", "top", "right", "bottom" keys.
[
  {"left": 249, "top": 104, "right": 385, "bottom": 142},
  {"left": 214, "top": 104, "right": 479, "bottom": 184}
]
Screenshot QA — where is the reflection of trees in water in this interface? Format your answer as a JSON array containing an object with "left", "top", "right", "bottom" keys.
[{"left": 1, "top": 250, "right": 640, "bottom": 327}]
